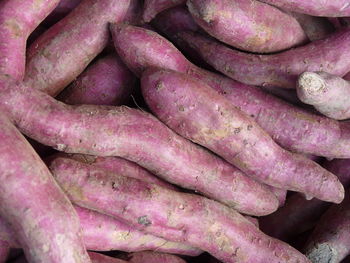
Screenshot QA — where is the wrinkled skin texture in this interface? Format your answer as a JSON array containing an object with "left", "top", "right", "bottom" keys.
[
  {"left": 0, "top": 0, "right": 60, "bottom": 80},
  {"left": 187, "top": 0, "right": 307, "bottom": 53},
  {"left": 0, "top": 80, "right": 278, "bottom": 216},
  {"left": 123, "top": 251, "right": 186, "bottom": 263},
  {"left": 111, "top": 24, "right": 350, "bottom": 159},
  {"left": 58, "top": 54, "right": 136, "bottom": 106},
  {"left": 143, "top": 0, "right": 185, "bottom": 22},
  {"left": 259, "top": 0, "right": 350, "bottom": 17},
  {"left": 49, "top": 157, "right": 310, "bottom": 263},
  {"left": 0, "top": 205, "right": 200, "bottom": 255},
  {"left": 141, "top": 69, "right": 344, "bottom": 203},
  {"left": 24, "top": 0, "right": 130, "bottom": 96},
  {"left": 0, "top": 113, "right": 90, "bottom": 263},
  {"left": 304, "top": 189, "right": 350, "bottom": 263},
  {"left": 260, "top": 158, "right": 350, "bottom": 242},
  {"left": 180, "top": 30, "right": 350, "bottom": 89},
  {"left": 297, "top": 71, "right": 350, "bottom": 120}
]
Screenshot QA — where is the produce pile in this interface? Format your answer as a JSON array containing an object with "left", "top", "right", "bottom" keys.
[{"left": 1, "top": 0, "right": 350, "bottom": 262}]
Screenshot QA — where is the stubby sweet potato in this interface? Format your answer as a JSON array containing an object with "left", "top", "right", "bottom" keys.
[
  {"left": 297, "top": 71, "right": 350, "bottom": 120},
  {"left": 111, "top": 24, "right": 350, "bottom": 159},
  {"left": 180, "top": 29, "right": 350, "bottom": 89},
  {"left": 187, "top": 0, "right": 307, "bottom": 53},
  {"left": 304, "top": 189, "right": 350, "bottom": 263},
  {"left": 0, "top": 112, "right": 90, "bottom": 263},
  {"left": 143, "top": 0, "right": 185, "bottom": 22},
  {"left": 121, "top": 251, "right": 186, "bottom": 263},
  {"left": 141, "top": 68, "right": 343, "bottom": 203},
  {"left": 0, "top": 0, "right": 60, "bottom": 80},
  {"left": 24, "top": 0, "right": 131, "bottom": 96},
  {"left": 49, "top": 157, "right": 310, "bottom": 263},
  {"left": 259, "top": 0, "right": 350, "bottom": 17},
  {"left": 58, "top": 54, "right": 136, "bottom": 106},
  {"left": 0, "top": 78, "right": 278, "bottom": 216}
]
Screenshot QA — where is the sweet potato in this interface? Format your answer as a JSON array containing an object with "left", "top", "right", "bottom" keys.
[
  {"left": 49, "top": 157, "right": 310, "bottom": 263},
  {"left": 58, "top": 54, "right": 136, "bottom": 106},
  {"left": 0, "top": 112, "right": 90, "bottom": 262},
  {"left": 124, "top": 0, "right": 143, "bottom": 25},
  {"left": 259, "top": 0, "right": 350, "bottom": 17},
  {"left": 260, "top": 158, "right": 350, "bottom": 241},
  {"left": 0, "top": 0, "right": 60, "bottom": 80},
  {"left": 59, "top": 153, "right": 177, "bottom": 190},
  {"left": 24, "top": 0, "right": 131, "bottom": 96},
  {"left": 304, "top": 188, "right": 350, "bottom": 263},
  {"left": 0, "top": 205, "right": 201, "bottom": 255},
  {"left": 187, "top": 0, "right": 307, "bottom": 53},
  {"left": 111, "top": 24, "right": 350, "bottom": 159},
  {"left": 297, "top": 71, "right": 350, "bottom": 120},
  {"left": 89, "top": 253, "right": 127, "bottom": 263},
  {"left": 143, "top": 0, "right": 185, "bottom": 22},
  {"left": 0, "top": 241, "right": 9, "bottom": 263},
  {"left": 141, "top": 68, "right": 344, "bottom": 203},
  {"left": 121, "top": 251, "right": 186, "bottom": 263},
  {"left": 179, "top": 29, "right": 350, "bottom": 89},
  {"left": 0, "top": 78, "right": 278, "bottom": 216}
]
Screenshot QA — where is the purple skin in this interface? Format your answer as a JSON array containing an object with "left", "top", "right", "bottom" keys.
[
  {"left": 304, "top": 188, "right": 350, "bottom": 263},
  {"left": 141, "top": 68, "right": 344, "bottom": 203},
  {"left": 0, "top": 205, "right": 201, "bottom": 256},
  {"left": 49, "top": 157, "right": 310, "bottom": 263},
  {"left": 260, "top": 158, "right": 350, "bottom": 242},
  {"left": 111, "top": 24, "right": 350, "bottom": 159},
  {"left": 60, "top": 153, "right": 177, "bottom": 190},
  {"left": 142, "top": 0, "right": 185, "bottom": 22},
  {"left": 0, "top": 79, "right": 278, "bottom": 216},
  {"left": 43, "top": 0, "right": 83, "bottom": 26},
  {"left": 123, "top": 251, "right": 186, "bottom": 263},
  {"left": 124, "top": 0, "right": 143, "bottom": 25},
  {"left": 259, "top": 0, "right": 350, "bottom": 17},
  {"left": 297, "top": 71, "right": 350, "bottom": 120},
  {"left": 89, "top": 253, "right": 127, "bottom": 263},
  {"left": 180, "top": 30, "right": 350, "bottom": 89},
  {"left": 58, "top": 54, "right": 136, "bottom": 106},
  {"left": 0, "top": 241, "right": 9, "bottom": 263},
  {"left": 268, "top": 186, "right": 287, "bottom": 207},
  {"left": 0, "top": 0, "right": 60, "bottom": 80},
  {"left": 24, "top": 0, "right": 131, "bottom": 96},
  {"left": 0, "top": 113, "right": 90, "bottom": 263},
  {"left": 187, "top": 0, "right": 307, "bottom": 53}
]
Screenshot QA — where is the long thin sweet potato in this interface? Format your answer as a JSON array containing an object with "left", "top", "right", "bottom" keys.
[
  {"left": 143, "top": 0, "right": 185, "bottom": 22},
  {"left": 187, "top": 0, "right": 307, "bottom": 53},
  {"left": 304, "top": 189, "right": 350, "bottom": 263},
  {"left": 297, "top": 71, "right": 350, "bottom": 120},
  {"left": 141, "top": 68, "right": 343, "bottom": 203},
  {"left": 58, "top": 54, "right": 136, "bottom": 106},
  {"left": 111, "top": 24, "right": 350, "bottom": 159},
  {"left": 0, "top": 78, "right": 278, "bottom": 216},
  {"left": 49, "top": 157, "right": 310, "bottom": 263},
  {"left": 0, "top": 0, "right": 60, "bottom": 80},
  {"left": 259, "top": 0, "right": 350, "bottom": 17},
  {"left": 0, "top": 112, "right": 90, "bottom": 262},
  {"left": 179, "top": 29, "right": 350, "bottom": 89},
  {"left": 24, "top": 0, "right": 131, "bottom": 96}
]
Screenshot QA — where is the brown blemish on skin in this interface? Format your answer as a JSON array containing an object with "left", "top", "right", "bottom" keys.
[{"left": 5, "top": 19, "right": 24, "bottom": 38}]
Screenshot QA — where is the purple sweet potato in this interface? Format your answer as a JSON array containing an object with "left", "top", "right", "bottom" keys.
[
  {"left": 0, "top": 205, "right": 201, "bottom": 255},
  {"left": 49, "top": 157, "right": 310, "bottom": 263},
  {"left": 111, "top": 24, "right": 350, "bottom": 159},
  {"left": 24, "top": 0, "right": 131, "bottom": 96},
  {"left": 141, "top": 68, "right": 343, "bottom": 203},
  {"left": 89, "top": 253, "right": 127, "bottom": 263},
  {"left": 143, "top": 0, "right": 185, "bottom": 22},
  {"left": 180, "top": 29, "right": 350, "bottom": 89},
  {"left": 0, "top": 78, "right": 278, "bottom": 216},
  {"left": 297, "top": 71, "right": 350, "bottom": 120},
  {"left": 62, "top": 154, "right": 177, "bottom": 190},
  {"left": 58, "top": 54, "right": 136, "bottom": 106},
  {"left": 122, "top": 251, "right": 186, "bottom": 263},
  {"left": 187, "top": 0, "right": 307, "bottom": 53},
  {"left": 124, "top": 0, "right": 143, "bottom": 25},
  {"left": 0, "top": 0, "right": 60, "bottom": 80},
  {"left": 0, "top": 112, "right": 90, "bottom": 262},
  {"left": 259, "top": 0, "right": 350, "bottom": 17},
  {"left": 260, "top": 158, "right": 350, "bottom": 242},
  {"left": 304, "top": 188, "right": 350, "bottom": 263}
]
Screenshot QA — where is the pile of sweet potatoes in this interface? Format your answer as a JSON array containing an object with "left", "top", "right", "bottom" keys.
[{"left": 1, "top": 0, "right": 350, "bottom": 263}]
